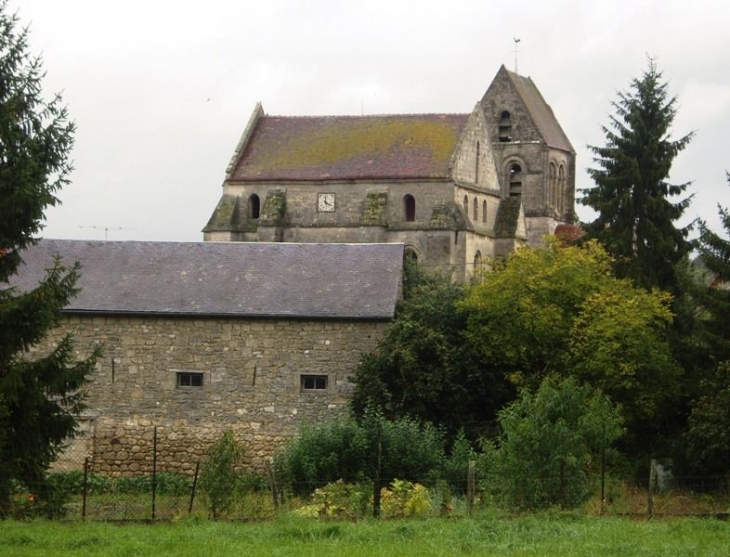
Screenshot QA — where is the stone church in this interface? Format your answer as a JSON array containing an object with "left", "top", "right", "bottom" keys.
[{"left": 204, "top": 65, "right": 575, "bottom": 280}]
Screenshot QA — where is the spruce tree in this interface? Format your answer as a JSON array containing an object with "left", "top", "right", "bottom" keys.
[
  {"left": 683, "top": 175, "right": 730, "bottom": 476},
  {"left": 696, "top": 173, "right": 730, "bottom": 362},
  {"left": 580, "top": 59, "right": 693, "bottom": 295},
  {"left": 0, "top": 2, "right": 99, "bottom": 515}
]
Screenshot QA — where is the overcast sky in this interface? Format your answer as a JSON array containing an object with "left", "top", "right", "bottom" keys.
[{"left": 12, "top": 0, "right": 730, "bottom": 242}]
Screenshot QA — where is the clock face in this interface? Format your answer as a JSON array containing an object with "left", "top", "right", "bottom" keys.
[{"left": 317, "top": 193, "right": 335, "bottom": 212}]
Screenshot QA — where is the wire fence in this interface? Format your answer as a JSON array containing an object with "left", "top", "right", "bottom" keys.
[{"left": 8, "top": 427, "right": 730, "bottom": 521}]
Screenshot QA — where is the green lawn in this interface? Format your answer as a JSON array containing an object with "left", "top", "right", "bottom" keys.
[{"left": 1, "top": 515, "right": 729, "bottom": 556}]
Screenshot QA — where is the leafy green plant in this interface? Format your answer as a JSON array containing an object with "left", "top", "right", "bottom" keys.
[
  {"left": 276, "top": 413, "right": 448, "bottom": 497},
  {"left": 492, "top": 376, "right": 623, "bottom": 510},
  {"left": 380, "top": 479, "right": 432, "bottom": 518},
  {"left": 292, "top": 480, "right": 371, "bottom": 519},
  {"left": 199, "top": 431, "right": 245, "bottom": 518}
]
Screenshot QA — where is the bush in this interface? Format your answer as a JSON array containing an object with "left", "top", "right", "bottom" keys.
[
  {"left": 276, "top": 413, "right": 448, "bottom": 497},
  {"left": 199, "top": 431, "right": 245, "bottom": 518},
  {"left": 491, "top": 376, "right": 623, "bottom": 510},
  {"left": 275, "top": 416, "right": 371, "bottom": 495},
  {"left": 292, "top": 480, "right": 372, "bottom": 519},
  {"left": 380, "top": 479, "right": 432, "bottom": 518}
]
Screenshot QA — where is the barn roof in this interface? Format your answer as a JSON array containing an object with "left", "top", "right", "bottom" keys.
[
  {"left": 11, "top": 240, "right": 403, "bottom": 319},
  {"left": 227, "top": 113, "right": 469, "bottom": 181}
]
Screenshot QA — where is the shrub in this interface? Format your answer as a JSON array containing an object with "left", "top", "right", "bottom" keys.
[
  {"left": 275, "top": 416, "right": 370, "bottom": 495},
  {"left": 276, "top": 413, "right": 447, "bottom": 497},
  {"left": 199, "top": 431, "right": 245, "bottom": 518},
  {"left": 492, "top": 376, "right": 623, "bottom": 510},
  {"left": 292, "top": 480, "right": 371, "bottom": 519},
  {"left": 380, "top": 479, "right": 432, "bottom": 518}
]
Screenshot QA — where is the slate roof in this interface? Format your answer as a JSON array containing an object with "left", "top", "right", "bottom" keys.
[
  {"left": 11, "top": 240, "right": 403, "bottom": 319},
  {"left": 228, "top": 114, "right": 469, "bottom": 181}
]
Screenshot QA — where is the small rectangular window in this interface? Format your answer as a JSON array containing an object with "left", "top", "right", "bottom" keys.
[
  {"left": 301, "top": 374, "right": 328, "bottom": 391},
  {"left": 177, "top": 372, "right": 204, "bottom": 387}
]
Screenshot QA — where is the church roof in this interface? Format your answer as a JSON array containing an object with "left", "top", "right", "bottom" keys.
[
  {"left": 228, "top": 113, "right": 469, "bottom": 181},
  {"left": 501, "top": 67, "right": 574, "bottom": 152},
  {"left": 11, "top": 240, "right": 403, "bottom": 319}
]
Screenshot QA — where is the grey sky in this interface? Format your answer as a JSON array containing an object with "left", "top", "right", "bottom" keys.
[{"left": 13, "top": 0, "right": 730, "bottom": 242}]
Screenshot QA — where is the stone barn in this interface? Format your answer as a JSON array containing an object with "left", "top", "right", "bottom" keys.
[{"left": 15, "top": 239, "right": 403, "bottom": 474}]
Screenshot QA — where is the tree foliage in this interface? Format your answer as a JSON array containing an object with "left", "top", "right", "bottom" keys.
[
  {"left": 0, "top": 2, "right": 99, "bottom": 515},
  {"left": 463, "top": 239, "right": 681, "bottom": 454},
  {"left": 696, "top": 173, "right": 730, "bottom": 362},
  {"left": 683, "top": 173, "right": 730, "bottom": 476},
  {"left": 491, "top": 377, "right": 623, "bottom": 510},
  {"left": 579, "top": 58, "right": 693, "bottom": 296},
  {"left": 199, "top": 431, "right": 245, "bottom": 519},
  {"left": 350, "top": 259, "right": 514, "bottom": 440},
  {"left": 275, "top": 413, "right": 447, "bottom": 496}
]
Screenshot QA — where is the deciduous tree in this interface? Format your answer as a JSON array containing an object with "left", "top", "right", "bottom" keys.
[
  {"left": 463, "top": 239, "right": 681, "bottom": 454},
  {"left": 350, "top": 260, "right": 514, "bottom": 441}
]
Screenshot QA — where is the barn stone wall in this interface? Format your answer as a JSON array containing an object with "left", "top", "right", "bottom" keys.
[{"left": 32, "top": 314, "right": 388, "bottom": 475}]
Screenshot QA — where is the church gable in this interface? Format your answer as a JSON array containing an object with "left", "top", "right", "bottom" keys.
[
  {"left": 451, "top": 105, "right": 500, "bottom": 191},
  {"left": 481, "top": 65, "right": 573, "bottom": 153},
  {"left": 228, "top": 113, "right": 469, "bottom": 182}
]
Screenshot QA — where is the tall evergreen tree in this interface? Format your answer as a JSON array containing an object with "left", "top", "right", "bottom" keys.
[
  {"left": 0, "top": 2, "right": 99, "bottom": 515},
  {"left": 580, "top": 59, "right": 693, "bottom": 295},
  {"left": 683, "top": 174, "right": 730, "bottom": 476},
  {"left": 696, "top": 173, "right": 730, "bottom": 361}
]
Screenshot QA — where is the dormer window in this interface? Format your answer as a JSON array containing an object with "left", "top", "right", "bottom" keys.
[{"left": 498, "top": 110, "right": 512, "bottom": 142}]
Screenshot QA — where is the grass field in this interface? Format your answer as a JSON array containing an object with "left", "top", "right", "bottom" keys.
[{"left": 1, "top": 514, "right": 729, "bottom": 556}]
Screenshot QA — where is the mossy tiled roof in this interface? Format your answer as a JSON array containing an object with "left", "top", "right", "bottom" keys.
[{"left": 228, "top": 114, "right": 469, "bottom": 181}]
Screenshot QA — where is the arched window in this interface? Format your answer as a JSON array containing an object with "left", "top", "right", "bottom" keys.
[
  {"left": 474, "top": 251, "right": 483, "bottom": 271},
  {"left": 482, "top": 200, "right": 487, "bottom": 223},
  {"left": 558, "top": 165, "right": 566, "bottom": 214},
  {"left": 473, "top": 197, "right": 478, "bottom": 221},
  {"left": 404, "top": 194, "right": 416, "bottom": 222},
  {"left": 508, "top": 162, "right": 522, "bottom": 197},
  {"left": 475, "top": 141, "right": 480, "bottom": 183},
  {"left": 463, "top": 195, "right": 469, "bottom": 216},
  {"left": 498, "top": 110, "right": 512, "bottom": 142},
  {"left": 248, "top": 194, "right": 261, "bottom": 219},
  {"left": 404, "top": 246, "right": 419, "bottom": 264},
  {"left": 549, "top": 162, "right": 558, "bottom": 210}
]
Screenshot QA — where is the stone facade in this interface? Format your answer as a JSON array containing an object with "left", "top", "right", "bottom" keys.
[
  {"left": 35, "top": 315, "right": 386, "bottom": 475},
  {"left": 204, "top": 65, "right": 574, "bottom": 279}
]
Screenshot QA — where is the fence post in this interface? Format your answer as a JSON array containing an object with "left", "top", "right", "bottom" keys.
[
  {"left": 647, "top": 458, "right": 656, "bottom": 519},
  {"left": 188, "top": 460, "right": 200, "bottom": 514},
  {"left": 600, "top": 424, "right": 606, "bottom": 515},
  {"left": 467, "top": 460, "right": 476, "bottom": 517},
  {"left": 151, "top": 425, "right": 157, "bottom": 520},
  {"left": 82, "top": 457, "right": 90, "bottom": 520},
  {"left": 265, "top": 460, "right": 280, "bottom": 511},
  {"left": 373, "top": 429, "right": 382, "bottom": 519}
]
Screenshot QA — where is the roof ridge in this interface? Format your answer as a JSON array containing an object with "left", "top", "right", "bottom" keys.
[{"left": 263, "top": 112, "right": 469, "bottom": 119}]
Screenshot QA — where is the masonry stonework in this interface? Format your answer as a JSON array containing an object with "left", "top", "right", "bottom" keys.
[{"left": 35, "top": 315, "right": 388, "bottom": 475}]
